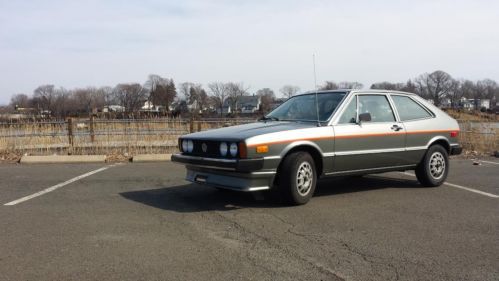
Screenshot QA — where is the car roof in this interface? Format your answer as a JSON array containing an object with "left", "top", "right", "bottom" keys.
[{"left": 300, "top": 89, "right": 416, "bottom": 96}]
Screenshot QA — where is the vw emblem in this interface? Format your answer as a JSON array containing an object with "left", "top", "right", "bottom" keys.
[{"left": 202, "top": 143, "right": 207, "bottom": 153}]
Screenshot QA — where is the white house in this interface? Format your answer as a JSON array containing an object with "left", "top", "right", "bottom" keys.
[
  {"left": 460, "top": 98, "right": 491, "bottom": 110},
  {"left": 224, "top": 96, "right": 260, "bottom": 114},
  {"left": 141, "top": 101, "right": 162, "bottom": 112},
  {"left": 103, "top": 105, "right": 125, "bottom": 113},
  {"left": 217, "top": 105, "right": 231, "bottom": 115}
]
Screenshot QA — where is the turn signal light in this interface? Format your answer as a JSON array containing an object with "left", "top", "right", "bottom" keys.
[
  {"left": 450, "top": 131, "right": 459, "bottom": 138},
  {"left": 256, "top": 145, "right": 269, "bottom": 154},
  {"left": 239, "top": 142, "right": 247, "bottom": 159}
]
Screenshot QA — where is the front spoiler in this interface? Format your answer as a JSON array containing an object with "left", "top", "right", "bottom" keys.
[{"left": 186, "top": 168, "right": 273, "bottom": 192}]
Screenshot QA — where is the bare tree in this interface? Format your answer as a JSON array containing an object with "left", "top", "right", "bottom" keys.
[
  {"left": 33, "top": 85, "right": 55, "bottom": 111},
  {"left": 414, "top": 70, "right": 455, "bottom": 106},
  {"left": 10, "top": 93, "right": 30, "bottom": 109},
  {"left": 0, "top": 105, "right": 10, "bottom": 114},
  {"left": 445, "top": 80, "right": 463, "bottom": 108},
  {"left": 256, "top": 88, "right": 276, "bottom": 113},
  {"left": 370, "top": 82, "right": 406, "bottom": 91},
  {"left": 208, "top": 82, "right": 228, "bottom": 117},
  {"left": 320, "top": 81, "right": 362, "bottom": 90},
  {"left": 94, "top": 86, "right": 115, "bottom": 107},
  {"left": 197, "top": 87, "right": 209, "bottom": 113},
  {"left": 480, "top": 79, "right": 499, "bottom": 101},
  {"left": 51, "top": 87, "right": 73, "bottom": 118},
  {"left": 178, "top": 82, "right": 194, "bottom": 101},
  {"left": 144, "top": 74, "right": 164, "bottom": 92},
  {"left": 113, "top": 83, "right": 147, "bottom": 112},
  {"left": 188, "top": 84, "right": 209, "bottom": 113},
  {"left": 146, "top": 74, "right": 177, "bottom": 111},
  {"left": 226, "top": 82, "right": 249, "bottom": 115},
  {"left": 400, "top": 80, "right": 417, "bottom": 93},
  {"left": 73, "top": 88, "right": 90, "bottom": 114},
  {"left": 178, "top": 82, "right": 210, "bottom": 114},
  {"left": 337, "top": 81, "right": 363, "bottom": 89},
  {"left": 319, "top": 81, "right": 339, "bottom": 90},
  {"left": 279, "top": 85, "right": 300, "bottom": 98}
]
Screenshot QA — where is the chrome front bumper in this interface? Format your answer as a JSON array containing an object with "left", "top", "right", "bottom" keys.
[
  {"left": 171, "top": 154, "right": 264, "bottom": 172},
  {"left": 171, "top": 154, "right": 275, "bottom": 192}
]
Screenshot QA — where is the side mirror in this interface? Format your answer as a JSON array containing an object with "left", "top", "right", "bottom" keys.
[{"left": 358, "top": 113, "right": 371, "bottom": 123}]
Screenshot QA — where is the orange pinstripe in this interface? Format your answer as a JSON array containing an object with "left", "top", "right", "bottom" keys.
[{"left": 246, "top": 129, "right": 459, "bottom": 148}]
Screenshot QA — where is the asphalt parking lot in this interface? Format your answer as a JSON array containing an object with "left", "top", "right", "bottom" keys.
[{"left": 1, "top": 159, "right": 498, "bottom": 281}]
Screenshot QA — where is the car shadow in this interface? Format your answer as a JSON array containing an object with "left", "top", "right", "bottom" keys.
[
  {"left": 314, "top": 175, "right": 422, "bottom": 197},
  {"left": 120, "top": 174, "right": 422, "bottom": 213}
]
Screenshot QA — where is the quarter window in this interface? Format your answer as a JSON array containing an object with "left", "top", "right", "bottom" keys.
[
  {"left": 358, "top": 95, "right": 395, "bottom": 122},
  {"left": 338, "top": 97, "right": 357, "bottom": 124},
  {"left": 391, "top": 95, "right": 432, "bottom": 121}
]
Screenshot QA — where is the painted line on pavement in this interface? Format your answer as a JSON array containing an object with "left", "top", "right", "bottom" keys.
[
  {"left": 479, "top": 160, "right": 499, "bottom": 165},
  {"left": 4, "top": 163, "right": 123, "bottom": 206},
  {"left": 402, "top": 172, "right": 499, "bottom": 198}
]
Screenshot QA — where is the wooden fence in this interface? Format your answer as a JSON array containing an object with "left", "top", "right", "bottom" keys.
[
  {"left": 0, "top": 118, "right": 496, "bottom": 156},
  {"left": 0, "top": 118, "right": 255, "bottom": 155}
]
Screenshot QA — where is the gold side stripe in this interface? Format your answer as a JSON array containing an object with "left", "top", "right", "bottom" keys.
[{"left": 247, "top": 129, "right": 458, "bottom": 148}]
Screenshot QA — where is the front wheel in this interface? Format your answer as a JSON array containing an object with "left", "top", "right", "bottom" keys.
[
  {"left": 278, "top": 151, "right": 317, "bottom": 205},
  {"left": 415, "top": 145, "right": 449, "bottom": 187}
]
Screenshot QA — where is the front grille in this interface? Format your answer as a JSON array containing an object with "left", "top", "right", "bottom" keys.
[
  {"left": 191, "top": 140, "right": 221, "bottom": 158},
  {"left": 182, "top": 139, "right": 239, "bottom": 159}
]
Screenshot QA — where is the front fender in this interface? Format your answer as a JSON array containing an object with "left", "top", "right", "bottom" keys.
[{"left": 279, "top": 140, "right": 325, "bottom": 158}]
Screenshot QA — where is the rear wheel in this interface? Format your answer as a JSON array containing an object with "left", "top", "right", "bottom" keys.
[
  {"left": 415, "top": 144, "right": 449, "bottom": 187},
  {"left": 277, "top": 151, "right": 317, "bottom": 205}
]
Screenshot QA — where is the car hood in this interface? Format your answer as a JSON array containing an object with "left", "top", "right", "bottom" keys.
[{"left": 182, "top": 121, "right": 316, "bottom": 141}]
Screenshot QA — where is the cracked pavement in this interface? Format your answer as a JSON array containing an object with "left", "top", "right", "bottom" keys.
[{"left": 0, "top": 160, "right": 498, "bottom": 280}]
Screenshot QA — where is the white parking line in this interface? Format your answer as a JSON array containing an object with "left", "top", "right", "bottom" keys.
[
  {"left": 402, "top": 172, "right": 499, "bottom": 198},
  {"left": 4, "top": 163, "right": 122, "bottom": 206},
  {"left": 479, "top": 160, "right": 499, "bottom": 165}
]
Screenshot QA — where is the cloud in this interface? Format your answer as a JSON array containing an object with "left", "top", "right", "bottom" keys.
[{"left": 0, "top": 0, "right": 498, "bottom": 104}]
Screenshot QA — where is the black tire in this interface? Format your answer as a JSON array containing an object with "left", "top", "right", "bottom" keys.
[
  {"left": 277, "top": 151, "right": 317, "bottom": 205},
  {"left": 415, "top": 144, "right": 449, "bottom": 187}
]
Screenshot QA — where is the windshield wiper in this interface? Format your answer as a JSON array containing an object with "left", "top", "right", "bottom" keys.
[{"left": 259, "top": 116, "right": 279, "bottom": 121}]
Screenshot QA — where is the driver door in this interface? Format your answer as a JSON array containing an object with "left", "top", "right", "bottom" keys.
[{"left": 333, "top": 94, "right": 407, "bottom": 172}]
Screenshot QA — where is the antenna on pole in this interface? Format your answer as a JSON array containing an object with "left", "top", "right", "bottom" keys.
[{"left": 313, "top": 53, "right": 320, "bottom": 126}]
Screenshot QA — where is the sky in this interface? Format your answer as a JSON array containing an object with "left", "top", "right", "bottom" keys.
[{"left": 1, "top": 0, "right": 498, "bottom": 104}]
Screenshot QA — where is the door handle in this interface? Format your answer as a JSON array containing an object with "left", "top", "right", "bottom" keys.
[{"left": 391, "top": 125, "right": 403, "bottom": 131}]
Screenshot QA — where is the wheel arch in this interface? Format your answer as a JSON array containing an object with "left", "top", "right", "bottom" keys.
[
  {"left": 274, "top": 142, "right": 324, "bottom": 185},
  {"left": 427, "top": 136, "right": 451, "bottom": 154}
]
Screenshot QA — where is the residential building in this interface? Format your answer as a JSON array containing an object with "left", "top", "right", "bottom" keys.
[{"left": 220, "top": 95, "right": 261, "bottom": 114}]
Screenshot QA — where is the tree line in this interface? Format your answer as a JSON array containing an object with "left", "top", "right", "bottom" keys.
[
  {"left": 319, "top": 70, "right": 499, "bottom": 109},
  {"left": 5, "top": 70, "right": 499, "bottom": 118},
  {"left": 6, "top": 74, "right": 303, "bottom": 118}
]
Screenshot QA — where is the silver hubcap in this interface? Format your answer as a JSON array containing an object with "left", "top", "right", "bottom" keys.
[
  {"left": 429, "top": 152, "right": 446, "bottom": 179},
  {"left": 296, "top": 161, "right": 313, "bottom": 196}
]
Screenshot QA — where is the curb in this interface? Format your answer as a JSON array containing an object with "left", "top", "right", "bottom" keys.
[
  {"left": 20, "top": 155, "right": 107, "bottom": 164},
  {"left": 132, "top": 154, "right": 172, "bottom": 162}
]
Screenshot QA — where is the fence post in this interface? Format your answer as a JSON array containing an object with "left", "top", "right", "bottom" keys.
[
  {"left": 189, "top": 117, "right": 194, "bottom": 133},
  {"left": 89, "top": 115, "right": 95, "bottom": 143},
  {"left": 197, "top": 117, "right": 201, "bottom": 132},
  {"left": 67, "top": 118, "right": 74, "bottom": 154}
]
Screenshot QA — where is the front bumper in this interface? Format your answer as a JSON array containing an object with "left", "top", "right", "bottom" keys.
[
  {"left": 171, "top": 154, "right": 275, "bottom": 191},
  {"left": 171, "top": 154, "right": 264, "bottom": 172},
  {"left": 450, "top": 144, "right": 463, "bottom": 155}
]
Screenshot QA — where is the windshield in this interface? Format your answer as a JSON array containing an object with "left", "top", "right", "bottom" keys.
[{"left": 266, "top": 92, "right": 347, "bottom": 122}]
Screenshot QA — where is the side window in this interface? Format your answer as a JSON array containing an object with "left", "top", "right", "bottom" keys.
[
  {"left": 391, "top": 95, "right": 432, "bottom": 121},
  {"left": 358, "top": 95, "right": 395, "bottom": 122},
  {"left": 338, "top": 97, "right": 357, "bottom": 124}
]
